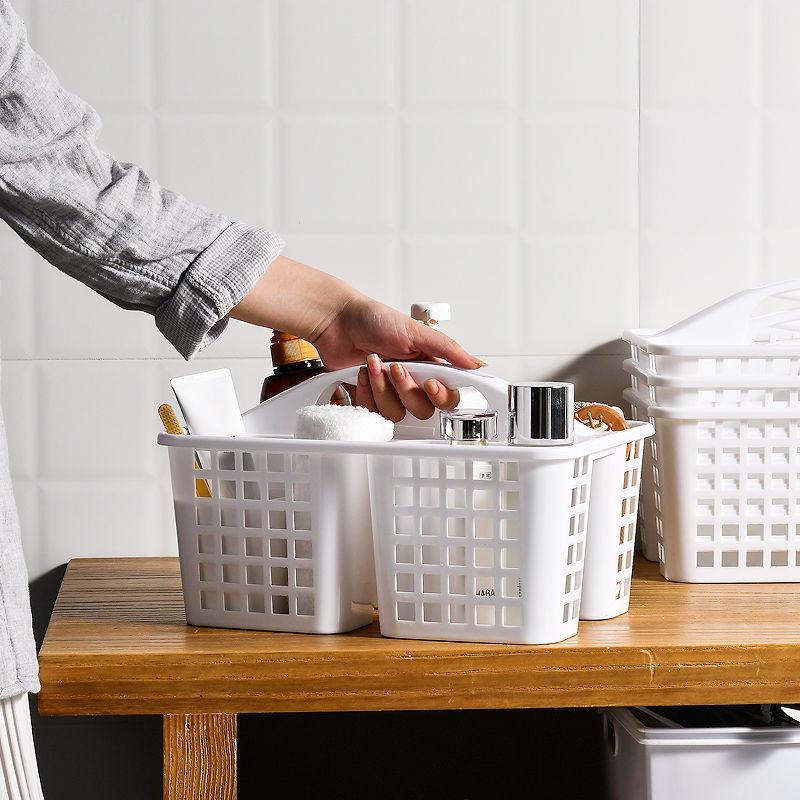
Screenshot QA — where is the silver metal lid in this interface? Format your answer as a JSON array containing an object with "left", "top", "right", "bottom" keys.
[
  {"left": 439, "top": 409, "right": 498, "bottom": 443},
  {"left": 509, "top": 382, "right": 574, "bottom": 445}
]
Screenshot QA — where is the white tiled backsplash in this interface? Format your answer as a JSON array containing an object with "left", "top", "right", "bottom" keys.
[{"left": 2, "top": 0, "right": 797, "bottom": 578}]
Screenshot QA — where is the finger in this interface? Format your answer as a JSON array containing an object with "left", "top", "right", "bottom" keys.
[
  {"left": 366, "top": 354, "right": 406, "bottom": 422},
  {"left": 389, "top": 362, "right": 436, "bottom": 420},
  {"left": 423, "top": 379, "right": 461, "bottom": 411},
  {"left": 354, "top": 368, "right": 378, "bottom": 413},
  {"left": 412, "top": 324, "right": 487, "bottom": 369}
]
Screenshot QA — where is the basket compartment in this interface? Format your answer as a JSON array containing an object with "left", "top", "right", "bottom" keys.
[
  {"left": 368, "top": 451, "right": 593, "bottom": 644},
  {"left": 168, "top": 442, "right": 375, "bottom": 634}
]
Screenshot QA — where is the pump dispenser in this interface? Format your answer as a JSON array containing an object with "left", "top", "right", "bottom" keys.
[{"left": 410, "top": 302, "right": 451, "bottom": 330}]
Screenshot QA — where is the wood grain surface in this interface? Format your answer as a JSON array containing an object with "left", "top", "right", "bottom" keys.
[
  {"left": 163, "top": 714, "right": 236, "bottom": 800},
  {"left": 38, "top": 557, "right": 800, "bottom": 715}
]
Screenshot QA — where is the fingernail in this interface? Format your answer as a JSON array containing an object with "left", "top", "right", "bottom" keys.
[
  {"left": 358, "top": 367, "right": 368, "bottom": 386},
  {"left": 475, "top": 359, "right": 488, "bottom": 368},
  {"left": 367, "top": 354, "right": 382, "bottom": 376},
  {"left": 424, "top": 379, "right": 440, "bottom": 395},
  {"left": 390, "top": 362, "right": 406, "bottom": 380}
]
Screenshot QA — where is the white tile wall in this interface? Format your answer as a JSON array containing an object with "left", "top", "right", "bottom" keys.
[{"left": 3, "top": 0, "right": 800, "bottom": 578}]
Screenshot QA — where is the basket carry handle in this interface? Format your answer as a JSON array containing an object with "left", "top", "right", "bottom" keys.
[
  {"left": 646, "top": 278, "right": 800, "bottom": 345},
  {"left": 241, "top": 362, "right": 510, "bottom": 439}
]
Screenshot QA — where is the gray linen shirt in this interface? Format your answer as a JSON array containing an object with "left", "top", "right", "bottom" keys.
[{"left": 0, "top": 0, "right": 284, "bottom": 697}]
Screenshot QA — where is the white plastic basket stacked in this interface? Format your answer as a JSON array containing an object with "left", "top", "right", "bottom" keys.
[
  {"left": 623, "top": 279, "right": 800, "bottom": 582},
  {"left": 160, "top": 363, "right": 652, "bottom": 644}
]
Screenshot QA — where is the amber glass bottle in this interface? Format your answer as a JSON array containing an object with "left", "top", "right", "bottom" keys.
[{"left": 260, "top": 331, "right": 348, "bottom": 404}]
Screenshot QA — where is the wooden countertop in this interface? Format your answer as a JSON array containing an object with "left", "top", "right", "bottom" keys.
[{"left": 38, "top": 557, "right": 800, "bottom": 716}]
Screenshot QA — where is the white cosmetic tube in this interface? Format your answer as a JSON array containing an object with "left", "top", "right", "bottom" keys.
[{"left": 170, "top": 369, "right": 245, "bottom": 437}]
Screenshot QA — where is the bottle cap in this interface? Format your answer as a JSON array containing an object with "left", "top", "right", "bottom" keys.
[
  {"left": 410, "top": 302, "right": 451, "bottom": 329},
  {"left": 509, "top": 382, "right": 574, "bottom": 445},
  {"left": 440, "top": 409, "right": 498, "bottom": 443},
  {"left": 269, "top": 331, "right": 322, "bottom": 368}
]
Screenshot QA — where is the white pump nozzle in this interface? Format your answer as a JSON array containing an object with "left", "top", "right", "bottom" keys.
[{"left": 410, "top": 302, "right": 451, "bottom": 330}]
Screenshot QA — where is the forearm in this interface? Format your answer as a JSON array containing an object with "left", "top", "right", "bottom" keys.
[{"left": 228, "top": 255, "right": 361, "bottom": 341}]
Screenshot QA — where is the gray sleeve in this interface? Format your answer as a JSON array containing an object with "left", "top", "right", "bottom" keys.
[{"left": 0, "top": 1, "right": 284, "bottom": 359}]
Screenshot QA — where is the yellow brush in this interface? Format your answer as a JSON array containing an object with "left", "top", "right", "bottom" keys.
[{"left": 158, "top": 404, "right": 213, "bottom": 498}]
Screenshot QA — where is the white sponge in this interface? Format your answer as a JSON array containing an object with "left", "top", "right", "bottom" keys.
[{"left": 295, "top": 404, "right": 394, "bottom": 442}]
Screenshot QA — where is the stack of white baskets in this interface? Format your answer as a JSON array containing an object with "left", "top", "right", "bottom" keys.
[{"left": 623, "top": 279, "right": 800, "bottom": 582}]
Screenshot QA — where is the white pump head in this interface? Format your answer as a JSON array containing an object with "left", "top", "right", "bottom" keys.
[{"left": 410, "top": 302, "right": 451, "bottom": 330}]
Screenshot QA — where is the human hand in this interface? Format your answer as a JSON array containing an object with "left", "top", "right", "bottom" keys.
[{"left": 228, "top": 255, "right": 486, "bottom": 421}]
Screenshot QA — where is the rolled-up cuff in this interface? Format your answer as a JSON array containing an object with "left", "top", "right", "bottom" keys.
[{"left": 155, "top": 222, "right": 285, "bottom": 359}]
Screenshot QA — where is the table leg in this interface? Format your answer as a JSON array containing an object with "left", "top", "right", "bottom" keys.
[{"left": 163, "top": 713, "right": 237, "bottom": 800}]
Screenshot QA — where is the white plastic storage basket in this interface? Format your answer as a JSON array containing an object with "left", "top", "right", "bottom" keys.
[
  {"left": 605, "top": 707, "right": 800, "bottom": 800},
  {"left": 626, "top": 388, "right": 800, "bottom": 582},
  {"left": 160, "top": 363, "right": 653, "bottom": 641}
]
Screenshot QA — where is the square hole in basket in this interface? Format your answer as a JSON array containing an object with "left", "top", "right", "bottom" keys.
[
  {"left": 421, "top": 545, "right": 441, "bottom": 565},
  {"left": 503, "top": 577, "right": 522, "bottom": 599},
  {"left": 449, "top": 603, "right": 467, "bottom": 624},
  {"left": 197, "top": 534, "right": 217, "bottom": 555},
  {"left": 723, "top": 449, "right": 741, "bottom": 465},
  {"left": 474, "top": 518, "right": 494, "bottom": 539},
  {"left": 773, "top": 448, "right": 790, "bottom": 465},
  {"left": 295, "top": 539, "right": 312, "bottom": 559},
  {"left": 243, "top": 481, "right": 260, "bottom": 500},
  {"left": 218, "top": 452, "right": 236, "bottom": 471},
  {"left": 721, "top": 524, "right": 738, "bottom": 540},
  {"left": 396, "top": 544, "right": 414, "bottom": 564},
  {"left": 448, "top": 546, "right": 466, "bottom": 567},
  {"left": 696, "top": 525, "right": 714, "bottom": 542},
  {"left": 221, "top": 536, "right": 240, "bottom": 556},
  {"left": 199, "top": 562, "right": 216, "bottom": 583},
  {"left": 247, "top": 593, "right": 265, "bottom": 613},
  {"left": 395, "top": 515, "right": 416, "bottom": 535},
  {"left": 445, "top": 461, "right": 466, "bottom": 480},
  {"left": 720, "top": 474, "right": 739, "bottom": 492},
  {"left": 397, "top": 602, "right": 415, "bottom": 622},
  {"left": 245, "top": 536, "right": 264, "bottom": 557},
  {"left": 502, "top": 606, "right": 522, "bottom": 627},
  {"left": 393, "top": 457, "right": 414, "bottom": 478},
  {"left": 419, "top": 487, "right": 440, "bottom": 508},
  {"left": 265, "top": 509, "right": 286, "bottom": 531},
  {"left": 773, "top": 474, "right": 790, "bottom": 492},
  {"left": 267, "top": 453, "right": 285, "bottom": 473},
  {"left": 772, "top": 523, "right": 789, "bottom": 540},
  {"left": 446, "top": 488, "right": 466, "bottom": 509},
  {"left": 419, "top": 458, "right": 440, "bottom": 479},
  {"left": 200, "top": 590, "right": 218, "bottom": 610},
  {"left": 296, "top": 568, "right": 314, "bottom": 588},
  {"left": 395, "top": 486, "right": 415, "bottom": 507},
  {"left": 222, "top": 563, "right": 241, "bottom": 584},
  {"left": 698, "top": 421, "right": 715, "bottom": 439},
  {"left": 223, "top": 592, "right": 242, "bottom": 612},
  {"left": 772, "top": 550, "right": 789, "bottom": 567},
  {"left": 747, "top": 474, "right": 765, "bottom": 492},
  {"left": 272, "top": 595, "right": 290, "bottom": 615},
  {"left": 500, "top": 461, "right": 519, "bottom": 481},
  {"left": 421, "top": 517, "right": 441, "bottom": 537},
  {"left": 246, "top": 564, "right": 264, "bottom": 585},
  {"left": 475, "top": 548, "right": 494, "bottom": 568},
  {"left": 196, "top": 504, "right": 215, "bottom": 527},
  {"left": 271, "top": 567, "right": 289, "bottom": 587},
  {"left": 500, "top": 491, "right": 520, "bottom": 511},
  {"left": 772, "top": 499, "right": 790, "bottom": 516},
  {"left": 293, "top": 454, "right": 311, "bottom": 474},
  {"left": 396, "top": 573, "right": 414, "bottom": 593},
  {"left": 423, "top": 603, "right": 442, "bottom": 623},
  {"left": 220, "top": 508, "right": 240, "bottom": 528},
  {"left": 501, "top": 519, "right": 520, "bottom": 540},
  {"left": 269, "top": 538, "right": 288, "bottom": 558},
  {"left": 447, "top": 518, "right": 466, "bottom": 538},
  {"left": 721, "top": 551, "right": 739, "bottom": 567},
  {"left": 220, "top": 480, "right": 237, "bottom": 499},
  {"left": 502, "top": 547, "right": 521, "bottom": 569},
  {"left": 697, "top": 449, "right": 715, "bottom": 466},
  {"left": 746, "top": 551, "right": 764, "bottom": 567},
  {"left": 471, "top": 486, "right": 494, "bottom": 510},
  {"left": 422, "top": 574, "right": 441, "bottom": 594},
  {"left": 449, "top": 574, "right": 466, "bottom": 595},
  {"left": 746, "top": 524, "right": 764, "bottom": 540},
  {"left": 746, "top": 499, "right": 764, "bottom": 517},
  {"left": 476, "top": 576, "right": 495, "bottom": 598},
  {"left": 293, "top": 511, "right": 312, "bottom": 531},
  {"left": 267, "top": 482, "right": 285, "bottom": 501},
  {"left": 293, "top": 482, "right": 311, "bottom": 502},
  {"left": 244, "top": 509, "right": 262, "bottom": 529},
  {"left": 476, "top": 605, "right": 495, "bottom": 626},
  {"left": 297, "top": 596, "right": 314, "bottom": 616}
]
